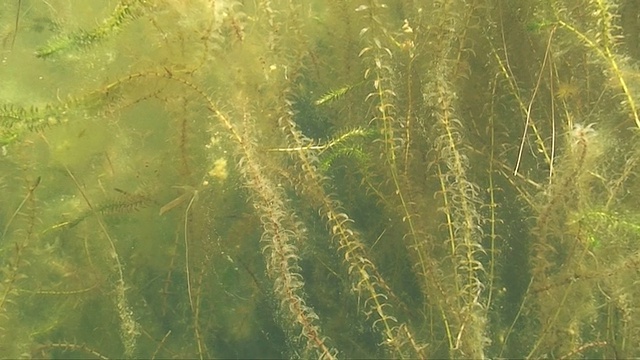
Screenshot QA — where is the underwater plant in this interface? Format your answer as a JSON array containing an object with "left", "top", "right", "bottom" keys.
[{"left": 1, "top": 0, "right": 640, "bottom": 358}]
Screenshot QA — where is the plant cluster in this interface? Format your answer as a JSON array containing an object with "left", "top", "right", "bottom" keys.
[{"left": 1, "top": 0, "right": 640, "bottom": 358}]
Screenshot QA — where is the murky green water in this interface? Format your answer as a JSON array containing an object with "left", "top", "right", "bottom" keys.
[{"left": 1, "top": 0, "right": 639, "bottom": 358}]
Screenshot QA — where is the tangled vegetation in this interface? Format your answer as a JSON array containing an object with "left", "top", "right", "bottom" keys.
[{"left": 1, "top": 0, "right": 640, "bottom": 358}]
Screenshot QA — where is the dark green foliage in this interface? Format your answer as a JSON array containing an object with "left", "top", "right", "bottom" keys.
[
  {"left": 35, "top": 0, "right": 148, "bottom": 58},
  {"left": 2, "top": 0, "right": 640, "bottom": 359}
]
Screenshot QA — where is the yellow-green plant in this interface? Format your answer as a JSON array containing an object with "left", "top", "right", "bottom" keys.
[{"left": 2, "top": 0, "right": 640, "bottom": 359}]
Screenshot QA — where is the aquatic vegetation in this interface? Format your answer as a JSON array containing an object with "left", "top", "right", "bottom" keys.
[{"left": 1, "top": 0, "right": 640, "bottom": 358}]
